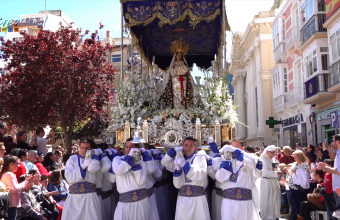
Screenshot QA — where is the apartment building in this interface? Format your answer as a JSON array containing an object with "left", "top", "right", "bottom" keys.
[
  {"left": 271, "top": 0, "right": 338, "bottom": 147},
  {"left": 7, "top": 10, "right": 78, "bottom": 42},
  {"left": 319, "top": 0, "right": 340, "bottom": 144}
]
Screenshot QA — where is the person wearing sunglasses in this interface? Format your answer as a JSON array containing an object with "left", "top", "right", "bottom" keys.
[{"left": 0, "top": 143, "right": 6, "bottom": 159}]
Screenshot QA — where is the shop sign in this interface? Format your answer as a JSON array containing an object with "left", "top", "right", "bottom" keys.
[
  {"left": 282, "top": 114, "right": 304, "bottom": 127},
  {"left": 330, "top": 110, "right": 339, "bottom": 129},
  {"left": 318, "top": 107, "right": 340, "bottom": 121}
]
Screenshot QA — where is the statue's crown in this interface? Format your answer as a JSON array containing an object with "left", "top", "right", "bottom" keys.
[{"left": 170, "top": 39, "right": 189, "bottom": 55}]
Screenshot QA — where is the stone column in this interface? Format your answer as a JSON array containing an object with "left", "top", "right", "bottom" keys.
[
  {"left": 247, "top": 55, "right": 256, "bottom": 139},
  {"left": 255, "top": 41, "right": 264, "bottom": 137},
  {"left": 234, "top": 73, "right": 246, "bottom": 140}
]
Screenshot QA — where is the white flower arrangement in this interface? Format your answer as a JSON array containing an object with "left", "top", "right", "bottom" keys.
[
  {"left": 197, "top": 71, "right": 239, "bottom": 128},
  {"left": 109, "top": 70, "right": 238, "bottom": 131},
  {"left": 109, "top": 78, "right": 152, "bottom": 130}
]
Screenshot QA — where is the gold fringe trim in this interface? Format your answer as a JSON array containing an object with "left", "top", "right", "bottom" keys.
[{"left": 125, "top": 8, "right": 229, "bottom": 30}]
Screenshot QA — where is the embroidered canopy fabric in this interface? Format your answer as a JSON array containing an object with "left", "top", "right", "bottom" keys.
[{"left": 122, "top": 0, "right": 229, "bottom": 70}]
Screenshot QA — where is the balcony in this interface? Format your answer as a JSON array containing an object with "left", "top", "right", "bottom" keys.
[
  {"left": 274, "top": 95, "right": 287, "bottom": 113},
  {"left": 286, "top": 26, "right": 301, "bottom": 52},
  {"left": 274, "top": 43, "right": 287, "bottom": 63},
  {"left": 285, "top": 87, "right": 304, "bottom": 108},
  {"left": 303, "top": 74, "right": 335, "bottom": 104},
  {"left": 300, "top": 14, "right": 327, "bottom": 50},
  {"left": 328, "top": 60, "right": 340, "bottom": 93}
]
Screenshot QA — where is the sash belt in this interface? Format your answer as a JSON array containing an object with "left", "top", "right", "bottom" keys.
[
  {"left": 119, "top": 189, "right": 148, "bottom": 203},
  {"left": 69, "top": 182, "right": 96, "bottom": 194},
  {"left": 101, "top": 189, "right": 113, "bottom": 200},
  {"left": 179, "top": 185, "right": 205, "bottom": 197},
  {"left": 263, "top": 177, "right": 274, "bottom": 179},
  {"left": 147, "top": 187, "right": 154, "bottom": 198},
  {"left": 223, "top": 187, "right": 252, "bottom": 201},
  {"left": 215, "top": 187, "right": 223, "bottom": 197},
  {"left": 96, "top": 188, "right": 101, "bottom": 196}
]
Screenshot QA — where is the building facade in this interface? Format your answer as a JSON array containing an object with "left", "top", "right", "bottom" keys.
[
  {"left": 271, "top": 0, "right": 312, "bottom": 148},
  {"left": 269, "top": 0, "right": 339, "bottom": 148},
  {"left": 316, "top": 0, "right": 340, "bottom": 144},
  {"left": 230, "top": 11, "right": 277, "bottom": 147},
  {"left": 7, "top": 10, "right": 78, "bottom": 42}
]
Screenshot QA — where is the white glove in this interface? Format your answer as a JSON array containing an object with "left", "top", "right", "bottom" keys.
[
  {"left": 93, "top": 149, "right": 100, "bottom": 156},
  {"left": 104, "top": 149, "right": 112, "bottom": 156},
  {"left": 97, "top": 148, "right": 103, "bottom": 155},
  {"left": 219, "top": 145, "right": 237, "bottom": 153},
  {"left": 208, "top": 137, "right": 214, "bottom": 144},
  {"left": 175, "top": 146, "right": 183, "bottom": 152},
  {"left": 111, "top": 148, "right": 118, "bottom": 153},
  {"left": 174, "top": 157, "right": 186, "bottom": 167},
  {"left": 140, "top": 148, "right": 146, "bottom": 153},
  {"left": 128, "top": 148, "right": 140, "bottom": 156},
  {"left": 81, "top": 158, "right": 92, "bottom": 170}
]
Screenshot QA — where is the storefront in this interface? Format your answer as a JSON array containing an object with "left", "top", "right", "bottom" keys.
[
  {"left": 316, "top": 106, "right": 340, "bottom": 145},
  {"left": 282, "top": 113, "right": 307, "bottom": 149}
]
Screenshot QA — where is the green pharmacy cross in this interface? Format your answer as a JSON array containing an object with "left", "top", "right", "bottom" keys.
[{"left": 266, "top": 117, "right": 282, "bottom": 128}]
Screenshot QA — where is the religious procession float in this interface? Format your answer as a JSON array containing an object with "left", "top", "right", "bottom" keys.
[{"left": 110, "top": 0, "right": 237, "bottom": 149}]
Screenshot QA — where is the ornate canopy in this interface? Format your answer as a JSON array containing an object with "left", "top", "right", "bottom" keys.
[{"left": 122, "top": 0, "right": 230, "bottom": 70}]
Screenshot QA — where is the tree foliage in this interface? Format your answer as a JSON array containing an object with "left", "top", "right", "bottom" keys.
[{"left": 0, "top": 23, "right": 115, "bottom": 154}]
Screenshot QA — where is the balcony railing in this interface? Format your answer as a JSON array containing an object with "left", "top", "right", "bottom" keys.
[
  {"left": 300, "top": 14, "right": 327, "bottom": 45},
  {"left": 274, "top": 95, "right": 288, "bottom": 113},
  {"left": 274, "top": 43, "right": 286, "bottom": 62},
  {"left": 286, "top": 26, "right": 300, "bottom": 50},
  {"left": 304, "top": 74, "right": 330, "bottom": 99},
  {"left": 286, "top": 87, "right": 304, "bottom": 108},
  {"left": 329, "top": 60, "right": 340, "bottom": 88}
]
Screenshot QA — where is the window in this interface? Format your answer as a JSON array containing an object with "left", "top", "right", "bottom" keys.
[
  {"left": 295, "top": 9, "right": 300, "bottom": 28},
  {"left": 322, "top": 54, "right": 329, "bottom": 70},
  {"left": 283, "top": 68, "right": 288, "bottom": 93},
  {"left": 273, "top": 69, "right": 281, "bottom": 98},
  {"left": 318, "top": 0, "right": 325, "bottom": 11},
  {"left": 302, "top": 0, "right": 314, "bottom": 23},
  {"left": 272, "top": 21, "right": 279, "bottom": 48},
  {"left": 330, "top": 28, "right": 340, "bottom": 62},
  {"left": 12, "top": 37, "right": 24, "bottom": 42},
  {"left": 304, "top": 49, "right": 317, "bottom": 77},
  {"left": 282, "top": 19, "right": 286, "bottom": 41},
  {"left": 111, "top": 54, "right": 121, "bottom": 63}
]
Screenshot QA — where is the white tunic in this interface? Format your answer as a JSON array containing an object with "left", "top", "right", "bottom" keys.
[
  {"left": 173, "top": 150, "right": 210, "bottom": 220},
  {"left": 259, "top": 155, "right": 280, "bottom": 220},
  {"left": 145, "top": 157, "right": 162, "bottom": 220},
  {"left": 208, "top": 156, "right": 223, "bottom": 220},
  {"left": 112, "top": 156, "right": 150, "bottom": 220},
  {"left": 215, "top": 153, "right": 260, "bottom": 220},
  {"left": 62, "top": 155, "right": 103, "bottom": 220},
  {"left": 101, "top": 155, "right": 116, "bottom": 220}
]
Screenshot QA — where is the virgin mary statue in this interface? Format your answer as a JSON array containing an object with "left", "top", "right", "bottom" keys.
[{"left": 159, "top": 39, "right": 194, "bottom": 109}]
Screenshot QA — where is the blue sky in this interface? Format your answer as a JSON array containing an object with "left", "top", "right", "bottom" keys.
[
  {"left": 0, "top": 0, "right": 274, "bottom": 79},
  {"left": 0, "top": 0, "right": 123, "bottom": 39}
]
